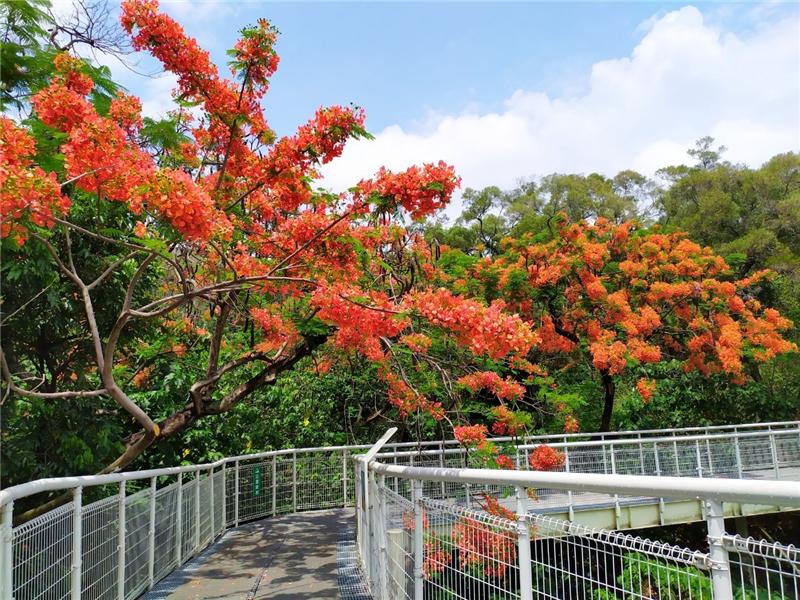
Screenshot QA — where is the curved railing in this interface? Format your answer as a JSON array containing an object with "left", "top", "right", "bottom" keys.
[
  {"left": 1, "top": 420, "right": 798, "bottom": 600},
  {"left": 359, "top": 430, "right": 800, "bottom": 600}
]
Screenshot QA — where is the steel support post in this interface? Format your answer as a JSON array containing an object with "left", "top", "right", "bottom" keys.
[
  {"left": 342, "top": 450, "right": 348, "bottom": 507},
  {"left": 706, "top": 438, "right": 714, "bottom": 476},
  {"left": 176, "top": 474, "right": 183, "bottom": 565},
  {"left": 706, "top": 500, "right": 734, "bottom": 600},
  {"left": 609, "top": 444, "right": 621, "bottom": 526},
  {"left": 272, "top": 455, "right": 277, "bottom": 516},
  {"left": 366, "top": 469, "right": 377, "bottom": 590},
  {"left": 377, "top": 474, "right": 388, "bottom": 600},
  {"left": 194, "top": 472, "right": 200, "bottom": 551},
  {"left": 234, "top": 460, "right": 240, "bottom": 526},
  {"left": 210, "top": 468, "right": 215, "bottom": 542},
  {"left": 563, "top": 446, "right": 574, "bottom": 521},
  {"left": 72, "top": 487, "right": 82, "bottom": 600},
  {"left": 1, "top": 500, "right": 13, "bottom": 600},
  {"left": 117, "top": 481, "right": 126, "bottom": 600},
  {"left": 733, "top": 435, "right": 744, "bottom": 479},
  {"left": 412, "top": 480, "right": 424, "bottom": 600},
  {"left": 355, "top": 464, "right": 363, "bottom": 564},
  {"left": 292, "top": 452, "right": 297, "bottom": 513},
  {"left": 516, "top": 486, "right": 533, "bottom": 600},
  {"left": 221, "top": 463, "right": 227, "bottom": 533},
  {"left": 695, "top": 440, "right": 704, "bottom": 477},
  {"left": 439, "top": 443, "right": 446, "bottom": 498},
  {"left": 769, "top": 433, "right": 780, "bottom": 479},
  {"left": 148, "top": 476, "right": 156, "bottom": 589},
  {"left": 653, "top": 443, "right": 665, "bottom": 525}
]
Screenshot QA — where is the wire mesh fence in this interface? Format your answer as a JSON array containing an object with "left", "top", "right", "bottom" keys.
[
  {"left": 724, "top": 534, "right": 800, "bottom": 599},
  {"left": 2, "top": 421, "right": 799, "bottom": 600}
]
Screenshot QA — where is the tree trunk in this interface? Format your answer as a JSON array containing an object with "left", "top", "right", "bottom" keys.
[
  {"left": 599, "top": 371, "right": 615, "bottom": 432},
  {"left": 14, "top": 334, "right": 326, "bottom": 525}
]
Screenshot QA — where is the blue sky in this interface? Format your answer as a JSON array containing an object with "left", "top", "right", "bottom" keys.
[
  {"left": 121, "top": 1, "right": 796, "bottom": 136},
  {"left": 57, "top": 0, "right": 800, "bottom": 210}
]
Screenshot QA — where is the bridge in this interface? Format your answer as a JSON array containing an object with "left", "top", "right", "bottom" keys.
[{"left": 1, "top": 421, "right": 798, "bottom": 600}]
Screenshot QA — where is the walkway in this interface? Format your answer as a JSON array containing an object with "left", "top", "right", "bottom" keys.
[{"left": 144, "top": 509, "right": 356, "bottom": 599}]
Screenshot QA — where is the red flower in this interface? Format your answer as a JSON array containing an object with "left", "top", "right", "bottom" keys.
[{"left": 528, "top": 445, "right": 565, "bottom": 471}]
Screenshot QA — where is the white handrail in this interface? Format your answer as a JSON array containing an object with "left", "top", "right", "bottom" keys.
[{"left": 368, "top": 462, "right": 800, "bottom": 507}]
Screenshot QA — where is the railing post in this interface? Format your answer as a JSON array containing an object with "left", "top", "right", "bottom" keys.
[
  {"left": 563, "top": 446, "right": 574, "bottom": 521},
  {"left": 358, "top": 428, "right": 398, "bottom": 595},
  {"left": 412, "top": 480, "right": 424, "bottom": 600},
  {"left": 72, "top": 487, "right": 82, "bottom": 600},
  {"left": 439, "top": 442, "right": 446, "bottom": 498},
  {"left": 221, "top": 463, "right": 226, "bottom": 533},
  {"left": 272, "top": 455, "right": 277, "bottom": 516},
  {"left": 148, "top": 476, "right": 156, "bottom": 589},
  {"left": 734, "top": 434, "right": 744, "bottom": 479},
  {"left": 653, "top": 442, "right": 665, "bottom": 525},
  {"left": 355, "top": 462, "right": 364, "bottom": 564},
  {"left": 609, "top": 443, "right": 621, "bottom": 526},
  {"left": 377, "top": 474, "right": 388, "bottom": 600},
  {"left": 342, "top": 449, "right": 349, "bottom": 507},
  {"left": 194, "top": 471, "right": 200, "bottom": 551},
  {"left": 176, "top": 473, "right": 183, "bottom": 565},
  {"left": 673, "top": 440, "right": 680, "bottom": 476},
  {"left": 515, "top": 486, "right": 533, "bottom": 600},
  {"left": 769, "top": 432, "right": 780, "bottom": 478},
  {"left": 117, "top": 481, "right": 126, "bottom": 600},
  {"left": 695, "top": 440, "right": 704, "bottom": 477},
  {"left": 234, "top": 460, "right": 240, "bottom": 527},
  {"left": 209, "top": 467, "right": 215, "bottom": 543},
  {"left": 1, "top": 500, "right": 13, "bottom": 600},
  {"left": 706, "top": 500, "right": 734, "bottom": 600},
  {"left": 637, "top": 433, "right": 645, "bottom": 474},
  {"left": 292, "top": 451, "right": 297, "bottom": 513},
  {"left": 706, "top": 437, "right": 715, "bottom": 476},
  {"left": 366, "top": 469, "right": 377, "bottom": 589}
]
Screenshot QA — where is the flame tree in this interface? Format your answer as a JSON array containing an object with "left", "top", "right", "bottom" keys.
[{"left": 0, "top": 0, "right": 538, "bottom": 519}]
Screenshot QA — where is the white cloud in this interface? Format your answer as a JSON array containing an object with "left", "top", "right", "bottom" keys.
[
  {"left": 139, "top": 73, "right": 179, "bottom": 119},
  {"left": 319, "top": 6, "right": 800, "bottom": 216}
]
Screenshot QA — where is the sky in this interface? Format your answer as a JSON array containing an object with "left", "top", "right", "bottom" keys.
[{"left": 55, "top": 0, "right": 800, "bottom": 216}]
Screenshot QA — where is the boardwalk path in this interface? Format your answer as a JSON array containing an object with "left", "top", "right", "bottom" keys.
[{"left": 143, "top": 509, "right": 357, "bottom": 599}]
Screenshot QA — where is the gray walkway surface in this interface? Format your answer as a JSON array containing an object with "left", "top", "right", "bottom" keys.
[{"left": 143, "top": 509, "right": 357, "bottom": 600}]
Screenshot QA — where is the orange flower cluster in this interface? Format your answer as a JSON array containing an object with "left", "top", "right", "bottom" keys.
[
  {"left": 399, "top": 333, "right": 433, "bottom": 353},
  {"left": 382, "top": 371, "right": 444, "bottom": 420},
  {"left": 476, "top": 217, "right": 796, "bottom": 391},
  {"left": 489, "top": 405, "right": 528, "bottom": 436},
  {"left": 636, "top": 378, "right": 656, "bottom": 404},
  {"left": 412, "top": 289, "right": 538, "bottom": 360},
  {"left": 312, "top": 285, "right": 409, "bottom": 361},
  {"left": 452, "top": 517, "right": 517, "bottom": 578},
  {"left": 479, "top": 492, "right": 516, "bottom": 520},
  {"left": 0, "top": 118, "right": 71, "bottom": 245},
  {"left": 356, "top": 161, "right": 460, "bottom": 220},
  {"left": 251, "top": 307, "right": 299, "bottom": 354},
  {"left": 453, "top": 424, "right": 489, "bottom": 446},
  {"left": 423, "top": 537, "right": 450, "bottom": 579},
  {"left": 458, "top": 371, "right": 525, "bottom": 401},
  {"left": 563, "top": 414, "right": 580, "bottom": 434},
  {"left": 528, "top": 445, "right": 565, "bottom": 471}
]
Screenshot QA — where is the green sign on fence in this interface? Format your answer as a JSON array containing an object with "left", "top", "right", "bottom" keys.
[{"left": 253, "top": 466, "right": 262, "bottom": 497}]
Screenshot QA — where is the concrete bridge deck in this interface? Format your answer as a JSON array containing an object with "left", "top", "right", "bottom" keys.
[{"left": 142, "top": 510, "right": 363, "bottom": 600}]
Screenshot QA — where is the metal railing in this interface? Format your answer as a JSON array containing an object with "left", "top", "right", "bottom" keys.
[
  {"left": 1, "top": 420, "right": 798, "bottom": 600},
  {"left": 360, "top": 446, "right": 800, "bottom": 600}
]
